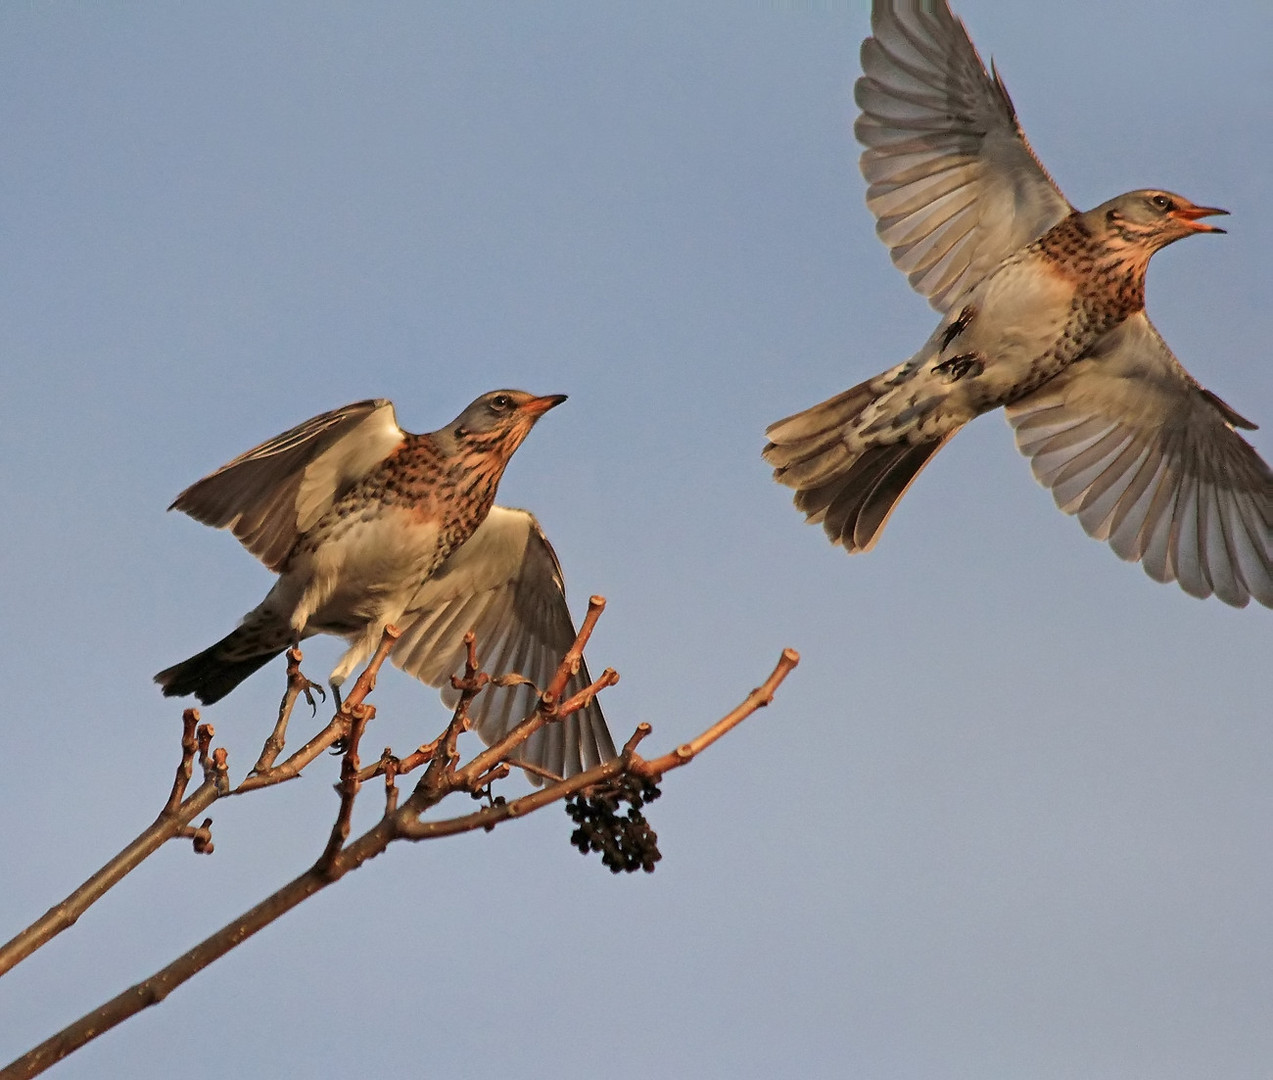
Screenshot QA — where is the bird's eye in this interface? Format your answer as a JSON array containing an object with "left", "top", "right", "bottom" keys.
[
  {"left": 490, "top": 394, "right": 512, "bottom": 411},
  {"left": 1150, "top": 194, "right": 1173, "bottom": 211}
]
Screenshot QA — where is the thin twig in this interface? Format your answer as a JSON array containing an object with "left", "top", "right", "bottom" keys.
[
  {"left": 501, "top": 758, "right": 563, "bottom": 785},
  {"left": 1, "top": 638, "right": 799, "bottom": 1079},
  {"left": 355, "top": 737, "right": 437, "bottom": 783},
  {"left": 317, "top": 703, "right": 374, "bottom": 873},
  {"left": 196, "top": 723, "right": 215, "bottom": 776},
  {"left": 251, "top": 647, "right": 309, "bottom": 774},
  {"left": 631, "top": 647, "right": 800, "bottom": 778},
  {"left": 162, "top": 710, "right": 200, "bottom": 815},
  {"left": 556, "top": 667, "right": 620, "bottom": 717},
  {"left": 233, "top": 716, "right": 347, "bottom": 793},
  {"left": 234, "top": 626, "right": 400, "bottom": 794},
  {"left": 0, "top": 815, "right": 401, "bottom": 1080},
  {"left": 456, "top": 599, "right": 608, "bottom": 790},
  {"left": 417, "top": 632, "right": 485, "bottom": 796},
  {"left": 0, "top": 627, "right": 402, "bottom": 980},
  {"left": 544, "top": 595, "right": 606, "bottom": 703},
  {"left": 0, "top": 768, "right": 227, "bottom": 979}
]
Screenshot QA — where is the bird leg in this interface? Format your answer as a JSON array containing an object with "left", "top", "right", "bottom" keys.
[
  {"left": 939, "top": 304, "right": 976, "bottom": 350},
  {"left": 932, "top": 353, "right": 984, "bottom": 383},
  {"left": 296, "top": 672, "right": 326, "bottom": 717},
  {"left": 284, "top": 637, "right": 327, "bottom": 718},
  {"left": 252, "top": 646, "right": 326, "bottom": 774}
]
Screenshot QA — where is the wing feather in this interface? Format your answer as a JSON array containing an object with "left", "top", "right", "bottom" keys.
[
  {"left": 856, "top": 0, "right": 1073, "bottom": 312},
  {"left": 1006, "top": 313, "right": 1273, "bottom": 607},
  {"left": 170, "top": 399, "right": 405, "bottom": 570},
  {"left": 394, "top": 507, "right": 617, "bottom": 783}
]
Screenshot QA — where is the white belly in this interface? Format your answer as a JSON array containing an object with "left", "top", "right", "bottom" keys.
[{"left": 281, "top": 509, "right": 444, "bottom": 637}]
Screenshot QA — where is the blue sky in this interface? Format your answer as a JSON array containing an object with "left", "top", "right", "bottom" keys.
[{"left": 1, "top": 2, "right": 1270, "bottom": 1077}]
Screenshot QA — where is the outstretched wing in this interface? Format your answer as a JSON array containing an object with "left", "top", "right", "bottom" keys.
[
  {"left": 856, "top": 0, "right": 1073, "bottom": 312},
  {"left": 392, "top": 506, "right": 617, "bottom": 783},
  {"left": 1006, "top": 312, "right": 1273, "bottom": 608},
  {"left": 169, "top": 399, "right": 406, "bottom": 571}
]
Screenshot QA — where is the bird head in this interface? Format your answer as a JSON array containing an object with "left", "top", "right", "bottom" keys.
[
  {"left": 1094, "top": 190, "right": 1228, "bottom": 251},
  {"left": 435, "top": 390, "right": 567, "bottom": 459}
]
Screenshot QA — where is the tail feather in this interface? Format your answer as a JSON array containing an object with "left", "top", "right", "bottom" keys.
[
  {"left": 766, "top": 378, "right": 959, "bottom": 553},
  {"left": 770, "top": 435, "right": 856, "bottom": 490},
  {"left": 155, "top": 629, "right": 287, "bottom": 705},
  {"left": 763, "top": 383, "right": 875, "bottom": 468},
  {"left": 820, "top": 443, "right": 916, "bottom": 543},
  {"left": 831, "top": 438, "right": 952, "bottom": 551}
]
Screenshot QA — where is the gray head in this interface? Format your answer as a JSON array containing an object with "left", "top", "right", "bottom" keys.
[
  {"left": 432, "top": 389, "right": 567, "bottom": 457},
  {"left": 1089, "top": 189, "right": 1228, "bottom": 250}
]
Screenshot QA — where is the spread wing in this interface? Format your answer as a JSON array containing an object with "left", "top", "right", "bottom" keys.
[
  {"left": 169, "top": 399, "right": 406, "bottom": 571},
  {"left": 856, "top": 0, "right": 1073, "bottom": 312},
  {"left": 1006, "top": 313, "right": 1273, "bottom": 608},
  {"left": 392, "top": 506, "right": 617, "bottom": 782}
]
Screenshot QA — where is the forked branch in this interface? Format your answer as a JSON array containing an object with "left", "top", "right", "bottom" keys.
[
  {"left": 0, "top": 601, "right": 799, "bottom": 1080},
  {"left": 0, "top": 629, "right": 401, "bottom": 981}
]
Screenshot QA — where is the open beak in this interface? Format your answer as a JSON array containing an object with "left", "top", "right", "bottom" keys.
[
  {"left": 1170, "top": 203, "right": 1228, "bottom": 234},
  {"left": 521, "top": 393, "right": 568, "bottom": 418}
]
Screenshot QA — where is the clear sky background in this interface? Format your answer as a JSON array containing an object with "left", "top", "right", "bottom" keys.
[{"left": 1, "top": 2, "right": 1270, "bottom": 1077}]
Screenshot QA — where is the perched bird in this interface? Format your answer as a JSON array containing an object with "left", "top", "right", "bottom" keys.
[
  {"left": 156, "top": 391, "right": 617, "bottom": 780},
  {"left": 764, "top": 0, "right": 1272, "bottom": 607}
]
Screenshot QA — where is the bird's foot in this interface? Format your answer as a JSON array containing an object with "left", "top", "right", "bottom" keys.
[
  {"left": 298, "top": 675, "right": 327, "bottom": 717},
  {"left": 939, "top": 305, "right": 977, "bottom": 350},
  {"left": 282, "top": 646, "right": 327, "bottom": 718},
  {"left": 329, "top": 684, "right": 349, "bottom": 754},
  {"left": 932, "top": 353, "right": 984, "bottom": 383}
]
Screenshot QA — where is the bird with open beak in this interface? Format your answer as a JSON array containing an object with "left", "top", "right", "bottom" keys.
[{"left": 764, "top": 0, "right": 1270, "bottom": 607}]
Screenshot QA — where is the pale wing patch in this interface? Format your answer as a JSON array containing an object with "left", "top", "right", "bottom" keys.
[
  {"left": 1007, "top": 314, "right": 1273, "bottom": 607},
  {"left": 856, "top": 0, "right": 1072, "bottom": 312},
  {"left": 170, "top": 399, "right": 405, "bottom": 570},
  {"left": 295, "top": 403, "right": 408, "bottom": 533},
  {"left": 392, "top": 507, "right": 617, "bottom": 782}
]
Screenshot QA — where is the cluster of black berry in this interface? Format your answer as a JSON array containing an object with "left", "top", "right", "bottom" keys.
[{"left": 565, "top": 775, "right": 662, "bottom": 874}]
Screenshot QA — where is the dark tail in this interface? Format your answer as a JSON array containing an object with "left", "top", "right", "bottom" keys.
[
  {"left": 764, "top": 381, "right": 957, "bottom": 553},
  {"left": 154, "top": 630, "right": 285, "bottom": 705}
]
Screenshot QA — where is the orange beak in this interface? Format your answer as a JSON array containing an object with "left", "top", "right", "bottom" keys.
[
  {"left": 1170, "top": 202, "right": 1228, "bottom": 234},
  {"left": 520, "top": 393, "right": 568, "bottom": 418}
]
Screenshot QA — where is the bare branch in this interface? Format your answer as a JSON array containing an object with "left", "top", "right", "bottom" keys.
[
  {"left": 0, "top": 626, "right": 403, "bottom": 980},
  {"left": 250, "top": 647, "right": 310, "bottom": 774},
  {"left": 631, "top": 647, "right": 800, "bottom": 779},
  {"left": 0, "top": 599, "right": 800, "bottom": 1080},
  {"left": 0, "top": 756, "right": 227, "bottom": 979},
  {"left": 0, "top": 814, "right": 400, "bottom": 1080},
  {"left": 355, "top": 737, "right": 435, "bottom": 783},
  {"left": 456, "top": 598, "right": 608, "bottom": 790},
  {"left": 544, "top": 595, "right": 606, "bottom": 704},
  {"left": 500, "top": 758, "right": 562, "bottom": 785},
  {"left": 316, "top": 703, "right": 374, "bottom": 873},
  {"left": 162, "top": 709, "right": 201, "bottom": 815},
  {"left": 556, "top": 666, "right": 620, "bottom": 717},
  {"left": 234, "top": 625, "right": 400, "bottom": 794},
  {"left": 232, "top": 717, "right": 347, "bottom": 794},
  {"left": 3, "top": 646, "right": 796, "bottom": 1077},
  {"left": 196, "top": 722, "right": 215, "bottom": 776},
  {"left": 339, "top": 623, "right": 402, "bottom": 706}
]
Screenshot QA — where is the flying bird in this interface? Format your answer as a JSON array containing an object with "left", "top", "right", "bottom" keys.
[
  {"left": 764, "top": 0, "right": 1272, "bottom": 607},
  {"left": 156, "top": 391, "right": 617, "bottom": 780}
]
